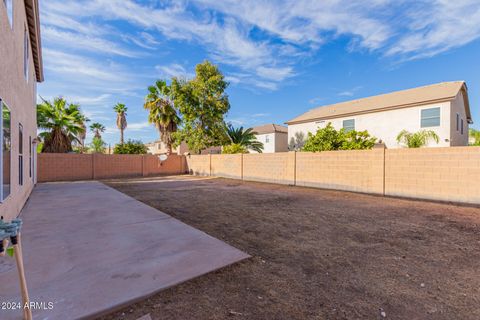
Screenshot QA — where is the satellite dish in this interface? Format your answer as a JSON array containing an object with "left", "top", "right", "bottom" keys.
[{"left": 158, "top": 154, "right": 168, "bottom": 161}]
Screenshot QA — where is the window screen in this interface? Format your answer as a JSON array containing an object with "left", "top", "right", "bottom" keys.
[
  {"left": 421, "top": 107, "right": 440, "bottom": 127},
  {"left": 343, "top": 119, "right": 355, "bottom": 132}
]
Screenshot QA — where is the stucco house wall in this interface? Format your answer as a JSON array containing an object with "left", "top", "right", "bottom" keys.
[
  {"left": 288, "top": 101, "right": 453, "bottom": 148},
  {"left": 0, "top": 0, "right": 42, "bottom": 221},
  {"left": 450, "top": 91, "right": 469, "bottom": 146},
  {"left": 287, "top": 82, "right": 472, "bottom": 149}
]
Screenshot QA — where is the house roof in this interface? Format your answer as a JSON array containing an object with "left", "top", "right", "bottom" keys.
[
  {"left": 25, "top": 0, "right": 43, "bottom": 82},
  {"left": 286, "top": 81, "right": 472, "bottom": 125},
  {"left": 252, "top": 124, "right": 288, "bottom": 134}
]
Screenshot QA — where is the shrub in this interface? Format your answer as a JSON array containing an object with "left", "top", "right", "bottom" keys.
[
  {"left": 302, "top": 123, "right": 376, "bottom": 152},
  {"left": 222, "top": 143, "right": 248, "bottom": 154},
  {"left": 470, "top": 128, "right": 480, "bottom": 146},
  {"left": 396, "top": 130, "right": 439, "bottom": 148},
  {"left": 113, "top": 139, "right": 148, "bottom": 154},
  {"left": 90, "top": 137, "right": 106, "bottom": 154}
]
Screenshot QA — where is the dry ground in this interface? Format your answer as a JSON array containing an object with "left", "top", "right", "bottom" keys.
[{"left": 99, "top": 175, "right": 480, "bottom": 320}]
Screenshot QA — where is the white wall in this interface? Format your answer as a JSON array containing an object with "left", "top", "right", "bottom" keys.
[
  {"left": 288, "top": 102, "right": 455, "bottom": 149},
  {"left": 253, "top": 133, "right": 275, "bottom": 153},
  {"left": 450, "top": 91, "right": 469, "bottom": 146}
]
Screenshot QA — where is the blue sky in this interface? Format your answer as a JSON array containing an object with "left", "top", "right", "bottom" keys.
[{"left": 38, "top": 0, "right": 480, "bottom": 146}]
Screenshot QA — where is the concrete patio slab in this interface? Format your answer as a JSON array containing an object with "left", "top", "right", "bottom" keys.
[{"left": 0, "top": 181, "right": 249, "bottom": 320}]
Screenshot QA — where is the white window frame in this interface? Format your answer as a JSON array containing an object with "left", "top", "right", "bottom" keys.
[
  {"left": 4, "top": 0, "right": 13, "bottom": 29},
  {"left": 0, "top": 98, "right": 12, "bottom": 202},
  {"left": 342, "top": 119, "right": 355, "bottom": 132},
  {"left": 265, "top": 135, "right": 270, "bottom": 143},
  {"left": 420, "top": 107, "right": 441, "bottom": 128},
  {"left": 24, "top": 26, "right": 29, "bottom": 81}
]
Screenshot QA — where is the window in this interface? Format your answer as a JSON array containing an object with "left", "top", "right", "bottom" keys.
[
  {"left": 3, "top": 0, "right": 13, "bottom": 29},
  {"left": 421, "top": 107, "right": 440, "bottom": 127},
  {"left": 29, "top": 136, "right": 32, "bottom": 178},
  {"left": 18, "top": 124, "right": 23, "bottom": 186},
  {"left": 461, "top": 119, "right": 464, "bottom": 135},
  {"left": 456, "top": 113, "right": 460, "bottom": 131},
  {"left": 0, "top": 99, "right": 11, "bottom": 200},
  {"left": 24, "top": 27, "right": 29, "bottom": 81},
  {"left": 265, "top": 135, "right": 270, "bottom": 143},
  {"left": 343, "top": 119, "right": 355, "bottom": 132}
]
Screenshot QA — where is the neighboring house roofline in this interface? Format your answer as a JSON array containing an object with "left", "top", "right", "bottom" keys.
[
  {"left": 25, "top": 0, "right": 43, "bottom": 82},
  {"left": 286, "top": 81, "right": 472, "bottom": 125},
  {"left": 252, "top": 124, "right": 288, "bottom": 134}
]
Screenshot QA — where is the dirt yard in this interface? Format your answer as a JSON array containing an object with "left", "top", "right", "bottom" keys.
[{"left": 99, "top": 175, "right": 480, "bottom": 320}]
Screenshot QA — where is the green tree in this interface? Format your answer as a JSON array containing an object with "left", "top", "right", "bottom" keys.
[
  {"left": 90, "top": 137, "right": 106, "bottom": 153},
  {"left": 37, "top": 97, "right": 86, "bottom": 153},
  {"left": 113, "top": 103, "right": 128, "bottom": 144},
  {"left": 222, "top": 143, "right": 248, "bottom": 154},
  {"left": 113, "top": 140, "right": 147, "bottom": 154},
  {"left": 302, "top": 123, "right": 376, "bottom": 152},
  {"left": 288, "top": 132, "right": 305, "bottom": 151},
  {"left": 224, "top": 124, "right": 263, "bottom": 153},
  {"left": 90, "top": 122, "right": 105, "bottom": 139},
  {"left": 172, "top": 60, "right": 230, "bottom": 154},
  {"left": 469, "top": 128, "right": 480, "bottom": 146},
  {"left": 144, "top": 80, "right": 180, "bottom": 154},
  {"left": 396, "top": 130, "right": 439, "bottom": 148}
]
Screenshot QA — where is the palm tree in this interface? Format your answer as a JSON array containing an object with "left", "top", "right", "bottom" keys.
[
  {"left": 37, "top": 97, "right": 85, "bottom": 153},
  {"left": 77, "top": 114, "right": 90, "bottom": 148},
  {"left": 90, "top": 137, "right": 106, "bottom": 154},
  {"left": 113, "top": 103, "right": 127, "bottom": 144},
  {"left": 144, "top": 80, "right": 180, "bottom": 154},
  {"left": 90, "top": 122, "right": 105, "bottom": 139},
  {"left": 396, "top": 129, "right": 440, "bottom": 148},
  {"left": 225, "top": 124, "right": 263, "bottom": 153}
]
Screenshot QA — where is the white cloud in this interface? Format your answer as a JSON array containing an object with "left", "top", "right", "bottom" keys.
[
  {"left": 128, "top": 121, "right": 152, "bottom": 131},
  {"left": 155, "top": 63, "right": 194, "bottom": 79},
  {"left": 338, "top": 86, "right": 363, "bottom": 97},
  {"left": 42, "top": 26, "right": 139, "bottom": 58},
  {"left": 385, "top": 0, "right": 480, "bottom": 60},
  {"left": 308, "top": 97, "right": 324, "bottom": 105},
  {"left": 256, "top": 66, "right": 294, "bottom": 82},
  {"left": 39, "top": 0, "right": 480, "bottom": 93},
  {"left": 68, "top": 94, "right": 112, "bottom": 106}
]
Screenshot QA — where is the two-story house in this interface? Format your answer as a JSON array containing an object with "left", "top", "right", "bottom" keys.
[
  {"left": 0, "top": 0, "right": 43, "bottom": 220},
  {"left": 286, "top": 82, "right": 472, "bottom": 148}
]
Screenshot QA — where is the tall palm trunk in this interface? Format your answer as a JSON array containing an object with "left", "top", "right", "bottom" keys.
[{"left": 120, "top": 129, "right": 124, "bottom": 145}]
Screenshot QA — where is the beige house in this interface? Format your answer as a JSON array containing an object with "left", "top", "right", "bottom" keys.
[
  {"left": 250, "top": 124, "right": 288, "bottom": 153},
  {"left": 287, "top": 82, "right": 473, "bottom": 148},
  {"left": 145, "top": 140, "right": 221, "bottom": 155},
  {"left": 0, "top": 0, "right": 43, "bottom": 221}
]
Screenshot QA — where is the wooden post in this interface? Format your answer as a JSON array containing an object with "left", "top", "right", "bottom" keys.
[{"left": 14, "top": 233, "right": 32, "bottom": 320}]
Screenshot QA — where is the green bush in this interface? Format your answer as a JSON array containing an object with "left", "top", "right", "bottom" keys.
[
  {"left": 90, "top": 137, "right": 106, "bottom": 154},
  {"left": 113, "top": 139, "right": 148, "bottom": 154},
  {"left": 222, "top": 143, "right": 248, "bottom": 154},
  {"left": 302, "top": 123, "right": 376, "bottom": 152}
]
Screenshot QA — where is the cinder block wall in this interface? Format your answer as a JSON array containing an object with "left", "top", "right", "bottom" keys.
[
  {"left": 38, "top": 154, "right": 94, "bottom": 182},
  {"left": 385, "top": 147, "right": 480, "bottom": 204},
  {"left": 38, "top": 154, "right": 186, "bottom": 182},
  {"left": 186, "top": 155, "right": 211, "bottom": 176},
  {"left": 143, "top": 154, "right": 186, "bottom": 176},
  {"left": 211, "top": 154, "right": 242, "bottom": 179},
  {"left": 94, "top": 154, "right": 143, "bottom": 179},
  {"left": 296, "top": 150, "right": 385, "bottom": 194},
  {"left": 185, "top": 147, "right": 480, "bottom": 205},
  {"left": 243, "top": 153, "right": 295, "bottom": 185}
]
